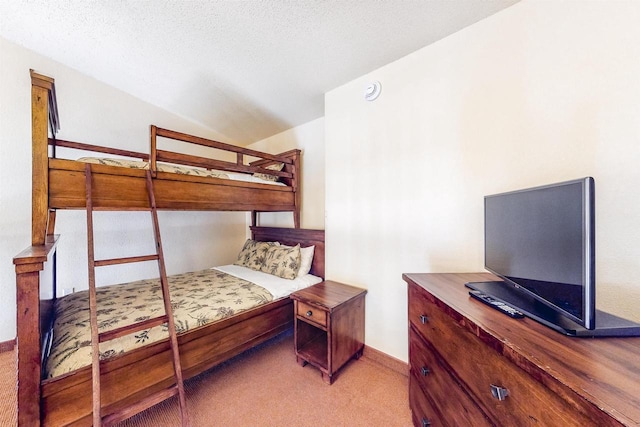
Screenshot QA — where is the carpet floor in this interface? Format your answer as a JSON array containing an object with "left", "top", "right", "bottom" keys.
[{"left": 0, "top": 332, "right": 412, "bottom": 426}]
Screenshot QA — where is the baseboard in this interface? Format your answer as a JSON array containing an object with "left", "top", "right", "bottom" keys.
[
  {"left": 0, "top": 339, "right": 15, "bottom": 353},
  {"left": 362, "top": 345, "right": 409, "bottom": 377}
]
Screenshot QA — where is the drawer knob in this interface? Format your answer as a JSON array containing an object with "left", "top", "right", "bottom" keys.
[
  {"left": 306, "top": 310, "right": 313, "bottom": 317},
  {"left": 490, "top": 384, "right": 510, "bottom": 401},
  {"left": 420, "top": 314, "right": 429, "bottom": 324},
  {"left": 421, "top": 366, "right": 430, "bottom": 376},
  {"left": 421, "top": 418, "right": 432, "bottom": 427}
]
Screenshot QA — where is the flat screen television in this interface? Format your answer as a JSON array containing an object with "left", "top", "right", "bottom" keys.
[{"left": 466, "top": 177, "right": 640, "bottom": 337}]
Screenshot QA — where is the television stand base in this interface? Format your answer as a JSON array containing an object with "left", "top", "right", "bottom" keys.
[{"left": 465, "top": 281, "right": 640, "bottom": 337}]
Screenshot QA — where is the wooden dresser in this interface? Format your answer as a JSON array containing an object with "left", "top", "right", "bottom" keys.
[{"left": 403, "top": 273, "right": 640, "bottom": 427}]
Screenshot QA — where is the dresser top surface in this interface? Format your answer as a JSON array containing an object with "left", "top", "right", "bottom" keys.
[{"left": 403, "top": 272, "right": 640, "bottom": 426}]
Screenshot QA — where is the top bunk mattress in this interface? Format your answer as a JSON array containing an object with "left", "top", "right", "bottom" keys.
[{"left": 78, "top": 157, "right": 286, "bottom": 186}]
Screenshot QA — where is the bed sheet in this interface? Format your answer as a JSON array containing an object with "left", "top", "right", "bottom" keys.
[{"left": 213, "top": 264, "right": 321, "bottom": 298}]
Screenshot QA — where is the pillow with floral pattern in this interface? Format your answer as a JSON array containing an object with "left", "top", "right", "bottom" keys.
[
  {"left": 260, "top": 244, "right": 301, "bottom": 279},
  {"left": 234, "top": 239, "right": 276, "bottom": 270},
  {"left": 253, "top": 162, "right": 284, "bottom": 182}
]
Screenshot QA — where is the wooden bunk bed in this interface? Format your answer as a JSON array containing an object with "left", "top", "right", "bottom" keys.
[
  {"left": 14, "top": 71, "right": 323, "bottom": 426},
  {"left": 28, "top": 71, "right": 301, "bottom": 247}
]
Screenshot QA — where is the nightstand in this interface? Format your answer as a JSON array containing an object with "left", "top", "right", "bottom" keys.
[{"left": 290, "top": 280, "right": 367, "bottom": 384}]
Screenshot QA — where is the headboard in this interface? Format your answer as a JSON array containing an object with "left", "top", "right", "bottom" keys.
[{"left": 250, "top": 226, "right": 325, "bottom": 279}]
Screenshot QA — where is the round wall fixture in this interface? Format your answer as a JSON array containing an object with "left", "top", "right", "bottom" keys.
[{"left": 364, "top": 81, "right": 382, "bottom": 101}]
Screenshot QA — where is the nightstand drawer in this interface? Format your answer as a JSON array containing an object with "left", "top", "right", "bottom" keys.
[{"left": 297, "top": 301, "right": 327, "bottom": 327}]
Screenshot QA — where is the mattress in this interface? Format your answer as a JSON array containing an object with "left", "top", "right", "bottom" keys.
[
  {"left": 78, "top": 157, "right": 286, "bottom": 186},
  {"left": 44, "top": 266, "right": 320, "bottom": 379}
]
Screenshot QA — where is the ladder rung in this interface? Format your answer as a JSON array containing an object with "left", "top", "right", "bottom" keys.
[
  {"left": 95, "top": 254, "right": 159, "bottom": 267},
  {"left": 99, "top": 315, "right": 168, "bottom": 343},
  {"left": 101, "top": 385, "right": 179, "bottom": 426}
]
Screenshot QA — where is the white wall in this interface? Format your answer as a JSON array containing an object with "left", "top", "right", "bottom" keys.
[
  {"left": 248, "top": 118, "right": 325, "bottom": 230},
  {"left": 0, "top": 38, "right": 247, "bottom": 342},
  {"left": 325, "top": 0, "right": 640, "bottom": 362}
]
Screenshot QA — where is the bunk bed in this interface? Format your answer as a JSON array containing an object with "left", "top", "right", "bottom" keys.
[
  {"left": 13, "top": 71, "right": 323, "bottom": 426},
  {"left": 28, "top": 71, "right": 301, "bottom": 248}
]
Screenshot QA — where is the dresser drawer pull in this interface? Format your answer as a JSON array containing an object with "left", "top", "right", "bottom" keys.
[
  {"left": 421, "top": 366, "right": 430, "bottom": 376},
  {"left": 306, "top": 310, "right": 313, "bottom": 317},
  {"left": 421, "top": 418, "right": 432, "bottom": 427},
  {"left": 490, "top": 384, "right": 510, "bottom": 401},
  {"left": 420, "top": 314, "right": 429, "bottom": 324}
]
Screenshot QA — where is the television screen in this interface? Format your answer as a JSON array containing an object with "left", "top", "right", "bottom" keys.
[{"left": 484, "top": 177, "right": 595, "bottom": 329}]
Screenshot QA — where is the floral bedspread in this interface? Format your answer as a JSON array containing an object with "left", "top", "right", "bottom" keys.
[
  {"left": 78, "top": 157, "right": 230, "bottom": 179},
  {"left": 44, "top": 269, "right": 273, "bottom": 379}
]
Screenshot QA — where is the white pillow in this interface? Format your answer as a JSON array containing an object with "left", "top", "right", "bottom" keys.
[
  {"left": 298, "top": 245, "right": 315, "bottom": 277},
  {"left": 279, "top": 244, "right": 315, "bottom": 277}
]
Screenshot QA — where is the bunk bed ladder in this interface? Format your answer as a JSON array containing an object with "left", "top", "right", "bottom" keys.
[{"left": 84, "top": 164, "right": 190, "bottom": 426}]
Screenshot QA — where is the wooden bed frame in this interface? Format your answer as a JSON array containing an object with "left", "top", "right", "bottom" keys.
[
  {"left": 13, "top": 70, "right": 321, "bottom": 426},
  {"left": 29, "top": 71, "right": 301, "bottom": 247},
  {"left": 14, "top": 227, "right": 324, "bottom": 426}
]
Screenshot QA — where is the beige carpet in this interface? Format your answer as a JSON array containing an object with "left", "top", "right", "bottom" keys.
[
  {"left": 0, "top": 348, "right": 17, "bottom": 426},
  {"left": 0, "top": 332, "right": 412, "bottom": 426}
]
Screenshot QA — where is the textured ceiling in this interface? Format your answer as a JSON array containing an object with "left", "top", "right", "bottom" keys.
[{"left": 0, "top": 0, "right": 519, "bottom": 144}]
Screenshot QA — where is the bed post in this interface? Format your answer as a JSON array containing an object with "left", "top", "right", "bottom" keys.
[
  {"left": 150, "top": 124, "right": 158, "bottom": 177},
  {"left": 30, "top": 70, "right": 55, "bottom": 245},
  {"left": 292, "top": 151, "right": 301, "bottom": 229},
  {"left": 14, "top": 260, "right": 42, "bottom": 427},
  {"left": 14, "top": 236, "right": 59, "bottom": 427},
  {"left": 18, "top": 70, "right": 58, "bottom": 426}
]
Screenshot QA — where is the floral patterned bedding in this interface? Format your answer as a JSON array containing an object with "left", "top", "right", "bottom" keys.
[
  {"left": 44, "top": 268, "right": 274, "bottom": 379},
  {"left": 78, "top": 157, "right": 285, "bottom": 185},
  {"left": 78, "top": 157, "right": 230, "bottom": 179}
]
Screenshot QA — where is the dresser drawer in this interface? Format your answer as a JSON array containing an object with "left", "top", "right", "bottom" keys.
[
  {"left": 296, "top": 301, "right": 327, "bottom": 327},
  {"left": 409, "top": 282, "right": 593, "bottom": 426},
  {"left": 409, "top": 374, "right": 443, "bottom": 427},
  {"left": 409, "top": 329, "right": 490, "bottom": 427}
]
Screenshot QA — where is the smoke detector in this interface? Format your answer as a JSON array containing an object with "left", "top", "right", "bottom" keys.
[{"left": 364, "top": 81, "right": 382, "bottom": 101}]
